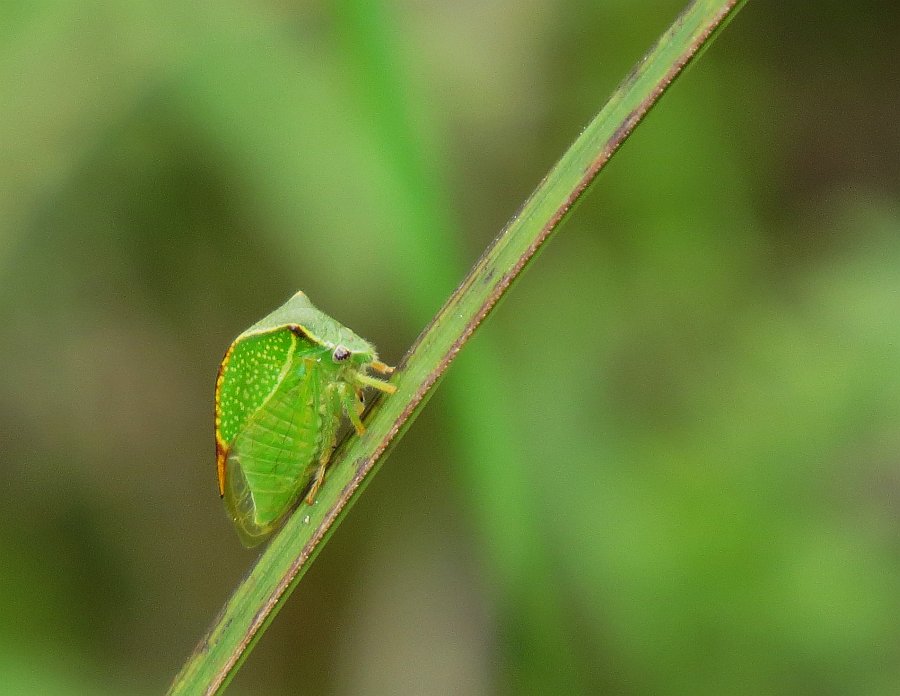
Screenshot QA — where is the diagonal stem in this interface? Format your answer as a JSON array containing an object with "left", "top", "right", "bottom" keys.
[{"left": 167, "top": 1, "right": 747, "bottom": 693}]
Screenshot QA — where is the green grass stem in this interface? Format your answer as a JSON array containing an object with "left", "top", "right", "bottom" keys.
[{"left": 168, "top": 1, "right": 747, "bottom": 692}]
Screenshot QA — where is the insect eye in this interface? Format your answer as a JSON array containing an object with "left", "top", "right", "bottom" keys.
[{"left": 332, "top": 345, "right": 351, "bottom": 362}]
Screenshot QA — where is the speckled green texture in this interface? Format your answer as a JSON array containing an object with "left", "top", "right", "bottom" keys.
[{"left": 216, "top": 330, "right": 295, "bottom": 446}]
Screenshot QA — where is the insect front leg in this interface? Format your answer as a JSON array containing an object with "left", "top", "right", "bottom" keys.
[
  {"left": 339, "top": 382, "right": 366, "bottom": 435},
  {"left": 354, "top": 386, "right": 365, "bottom": 416},
  {"left": 352, "top": 371, "right": 397, "bottom": 394},
  {"left": 370, "top": 360, "right": 394, "bottom": 375}
]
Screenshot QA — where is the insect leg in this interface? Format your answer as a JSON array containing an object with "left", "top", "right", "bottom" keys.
[
  {"left": 370, "top": 360, "right": 394, "bottom": 375},
  {"left": 353, "top": 371, "right": 397, "bottom": 394},
  {"left": 304, "top": 384, "right": 342, "bottom": 505},
  {"left": 340, "top": 382, "right": 366, "bottom": 436},
  {"left": 354, "top": 386, "right": 365, "bottom": 416},
  {"left": 304, "top": 465, "right": 326, "bottom": 505}
]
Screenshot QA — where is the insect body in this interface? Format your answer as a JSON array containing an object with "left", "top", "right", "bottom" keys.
[{"left": 215, "top": 291, "right": 395, "bottom": 546}]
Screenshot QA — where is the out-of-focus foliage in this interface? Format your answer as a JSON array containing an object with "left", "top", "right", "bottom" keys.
[{"left": 1, "top": 1, "right": 899, "bottom": 694}]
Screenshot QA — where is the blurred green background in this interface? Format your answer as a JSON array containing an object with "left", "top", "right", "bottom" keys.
[{"left": 2, "top": 1, "right": 900, "bottom": 694}]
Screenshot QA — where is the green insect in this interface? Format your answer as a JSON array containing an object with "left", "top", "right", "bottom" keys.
[{"left": 215, "top": 291, "right": 396, "bottom": 546}]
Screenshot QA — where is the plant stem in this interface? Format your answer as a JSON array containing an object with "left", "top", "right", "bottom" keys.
[{"left": 168, "top": 1, "right": 747, "bottom": 693}]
